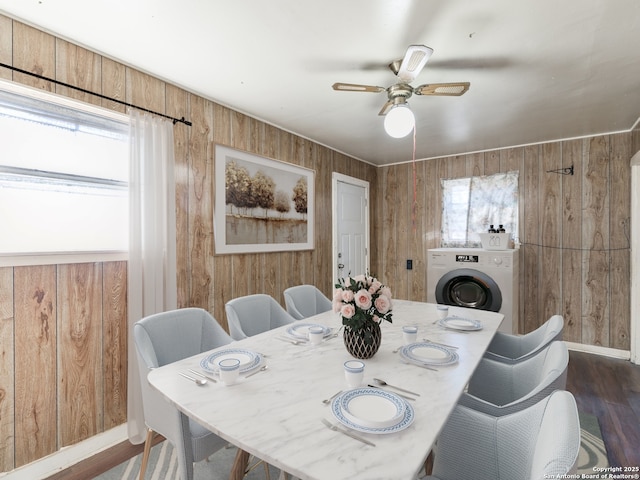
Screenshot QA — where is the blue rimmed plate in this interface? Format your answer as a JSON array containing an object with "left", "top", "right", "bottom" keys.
[
  {"left": 331, "top": 388, "right": 414, "bottom": 434},
  {"left": 286, "top": 323, "right": 332, "bottom": 340},
  {"left": 400, "top": 342, "right": 459, "bottom": 366},
  {"left": 200, "top": 348, "right": 262, "bottom": 375},
  {"left": 439, "top": 316, "right": 483, "bottom": 331},
  {"left": 338, "top": 387, "right": 406, "bottom": 429}
]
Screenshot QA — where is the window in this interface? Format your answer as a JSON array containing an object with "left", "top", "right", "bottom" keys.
[
  {"left": 0, "top": 82, "right": 129, "bottom": 259},
  {"left": 441, "top": 171, "right": 519, "bottom": 247}
]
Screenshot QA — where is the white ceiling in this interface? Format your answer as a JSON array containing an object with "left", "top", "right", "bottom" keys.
[{"left": 2, "top": 0, "right": 640, "bottom": 166}]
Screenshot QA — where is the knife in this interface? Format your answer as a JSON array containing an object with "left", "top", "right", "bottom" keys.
[
  {"left": 367, "top": 384, "right": 416, "bottom": 401},
  {"left": 274, "top": 336, "right": 306, "bottom": 345},
  {"left": 400, "top": 359, "right": 438, "bottom": 372},
  {"left": 423, "top": 339, "right": 459, "bottom": 350},
  {"left": 321, "top": 419, "right": 376, "bottom": 447},
  {"left": 188, "top": 368, "right": 218, "bottom": 383},
  {"left": 372, "top": 378, "right": 421, "bottom": 396},
  {"left": 443, "top": 327, "right": 469, "bottom": 333}
]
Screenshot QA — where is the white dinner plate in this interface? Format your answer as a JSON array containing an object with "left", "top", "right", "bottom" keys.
[
  {"left": 286, "top": 323, "right": 332, "bottom": 340},
  {"left": 331, "top": 388, "right": 414, "bottom": 434},
  {"left": 400, "top": 342, "right": 459, "bottom": 366},
  {"left": 200, "top": 348, "right": 263, "bottom": 375},
  {"left": 439, "top": 316, "right": 483, "bottom": 331},
  {"left": 337, "top": 387, "right": 406, "bottom": 429}
]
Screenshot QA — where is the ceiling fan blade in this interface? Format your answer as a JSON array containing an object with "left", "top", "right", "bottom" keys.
[
  {"left": 396, "top": 45, "right": 434, "bottom": 82},
  {"left": 378, "top": 101, "right": 393, "bottom": 116},
  {"left": 332, "top": 82, "right": 386, "bottom": 93},
  {"left": 414, "top": 82, "right": 470, "bottom": 96}
]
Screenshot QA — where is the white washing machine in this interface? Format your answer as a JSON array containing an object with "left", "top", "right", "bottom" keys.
[{"left": 427, "top": 248, "right": 519, "bottom": 334}]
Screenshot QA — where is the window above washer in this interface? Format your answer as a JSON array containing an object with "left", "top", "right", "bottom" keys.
[{"left": 440, "top": 171, "right": 519, "bottom": 248}]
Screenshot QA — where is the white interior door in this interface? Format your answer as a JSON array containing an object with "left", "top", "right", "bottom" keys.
[{"left": 332, "top": 173, "right": 369, "bottom": 283}]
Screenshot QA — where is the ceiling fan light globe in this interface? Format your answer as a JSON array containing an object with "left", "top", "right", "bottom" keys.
[{"left": 384, "top": 105, "right": 415, "bottom": 138}]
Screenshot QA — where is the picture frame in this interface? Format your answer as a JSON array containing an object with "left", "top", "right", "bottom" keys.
[{"left": 214, "top": 144, "right": 315, "bottom": 254}]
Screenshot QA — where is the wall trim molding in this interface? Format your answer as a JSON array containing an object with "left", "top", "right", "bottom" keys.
[
  {"left": 383, "top": 125, "right": 640, "bottom": 168},
  {"left": 566, "top": 341, "right": 631, "bottom": 361},
  {"left": 0, "top": 425, "right": 127, "bottom": 480}
]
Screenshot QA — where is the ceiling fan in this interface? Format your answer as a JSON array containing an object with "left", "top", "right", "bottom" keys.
[{"left": 332, "top": 45, "right": 470, "bottom": 138}]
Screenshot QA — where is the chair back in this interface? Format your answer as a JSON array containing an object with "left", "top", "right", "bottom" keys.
[
  {"left": 511, "top": 340, "right": 568, "bottom": 399},
  {"left": 133, "top": 308, "right": 232, "bottom": 480},
  {"left": 528, "top": 391, "right": 581, "bottom": 478},
  {"left": 226, "top": 294, "right": 295, "bottom": 340},
  {"left": 517, "top": 314, "right": 564, "bottom": 358},
  {"left": 283, "top": 284, "right": 332, "bottom": 319},
  {"left": 135, "top": 307, "right": 233, "bottom": 369},
  {"left": 462, "top": 341, "right": 568, "bottom": 416},
  {"left": 485, "top": 314, "right": 564, "bottom": 363},
  {"left": 429, "top": 391, "right": 580, "bottom": 480}
]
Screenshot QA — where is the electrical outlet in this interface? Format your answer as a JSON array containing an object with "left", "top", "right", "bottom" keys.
[{"left": 406, "top": 259, "right": 413, "bottom": 270}]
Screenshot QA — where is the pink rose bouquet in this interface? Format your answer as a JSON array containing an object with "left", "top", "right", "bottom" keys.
[{"left": 333, "top": 274, "right": 393, "bottom": 344}]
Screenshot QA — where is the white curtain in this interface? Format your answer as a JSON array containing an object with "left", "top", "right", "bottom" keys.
[
  {"left": 127, "top": 111, "right": 177, "bottom": 443},
  {"left": 441, "top": 171, "right": 519, "bottom": 248}
]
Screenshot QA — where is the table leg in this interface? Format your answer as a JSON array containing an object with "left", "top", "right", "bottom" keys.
[
  {"left": 230, "top": 448, "right": 250, "bottom": 480},
  {"left": 423, "top": 450, "right": 434, "bottom": 476}
]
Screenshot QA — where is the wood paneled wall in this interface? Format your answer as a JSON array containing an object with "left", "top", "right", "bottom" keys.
[
  {"left": 376, "top": 137, "right": 632, "bottom": 350},
  {"left": 0, "top": 263, "right": 127, "bottom": 470},
  {"left": 0, "top": 15, "right": 376, "bottom": 471},
  {"left": 0, "top": 12, "right": 635, "bottom": 473}
]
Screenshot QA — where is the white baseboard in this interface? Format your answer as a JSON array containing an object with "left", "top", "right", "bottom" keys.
[
  {"left": 0, "top": 424, "right": 128, "bottom": 480},
  {"left": 566, "top": 341, "right": 631, "bottom": 360}
]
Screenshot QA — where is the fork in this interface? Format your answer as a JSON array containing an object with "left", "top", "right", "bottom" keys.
[
  {"left": 245, "top": 365, "right": 268, "bottom": 378},
  {"left": 322, "top": 389, "right": 342, "bottom": 404},
  {"left": 327, "top": 325, "right": 344, "bottom": 339},
  {"left": 321, "top": 419, "right": 376, "bottom": 446}
]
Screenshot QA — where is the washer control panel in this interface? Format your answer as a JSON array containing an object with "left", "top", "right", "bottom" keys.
[
  {"left": 489, "top": 254, "right": 512, "bottom": 267},
  {"left": 455, "top": 254, "right": 479, "bottom": 263},
  {"left": 428, "top": 248, "right": 515, "bottom": 270}
]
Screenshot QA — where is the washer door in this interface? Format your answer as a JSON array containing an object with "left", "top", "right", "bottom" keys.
[{"left": 435, "top": 268, "right": 502, "bottom": 312}]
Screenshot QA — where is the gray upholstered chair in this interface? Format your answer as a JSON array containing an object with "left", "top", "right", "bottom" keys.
[
  {"left": 283, "top": 284, "right": 332, "bottom": 320},
  {"left": 484, "top": 314, "right": 564, "bottom": 364},
  {"left": 225, "top": 293, "right": 295, "bottom": 341},
  {"left": 134, "top": 308, "right": 232, "bottom": 480},
  {"left": 425, "top": 390, "right": 580, "bottom": 480},
  {"left": 458, "top": 340, "right": 569, "bottom": 417}
]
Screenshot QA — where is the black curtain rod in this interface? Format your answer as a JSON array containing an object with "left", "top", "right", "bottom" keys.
[{"left": 0, "top": 62, "right": 191, "bottom": 126}]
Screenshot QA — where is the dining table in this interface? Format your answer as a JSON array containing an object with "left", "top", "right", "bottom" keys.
[{"left": 146, "top": 300, "right": 503, "bottom": 480}]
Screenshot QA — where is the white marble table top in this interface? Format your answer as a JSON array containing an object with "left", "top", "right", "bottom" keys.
[{"left": 147, "top": 300, "right": 503, "bottom": 480}]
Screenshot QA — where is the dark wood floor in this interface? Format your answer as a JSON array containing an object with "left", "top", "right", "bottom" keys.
[
  {"left": 43, "top": 350, "right": 640, "bottom": 479},
  {"left": 566, "top": 350, "right": 640, "bottom": 469}
]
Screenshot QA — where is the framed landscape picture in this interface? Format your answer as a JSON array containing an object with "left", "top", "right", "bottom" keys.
[{"left": 214, "top": 145, "right": 315, "bottom": 254}]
